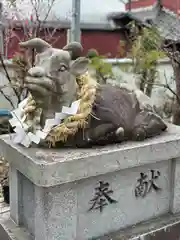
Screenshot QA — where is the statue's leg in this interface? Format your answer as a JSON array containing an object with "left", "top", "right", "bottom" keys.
[
  {"left": 70, "top": 123, "right": 125, "bottom": 147},
  {"left": 132, "top": 111, "right": 167, "bottom": 141},
  {"left": 63, "top": 123, "right": 116, "bottom": 148},
  {"left": 85, "top": 123, "right": 124, "bottom": 146},
  {"left": 88, "top": 123, "right": 117, "bottom": 140}
]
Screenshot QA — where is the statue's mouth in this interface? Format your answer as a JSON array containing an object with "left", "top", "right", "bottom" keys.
[{"left": 24, "top": 75, "right": 55, "bottom": 96}]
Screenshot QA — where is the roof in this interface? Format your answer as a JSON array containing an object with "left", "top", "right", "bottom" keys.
[
  {"left": 130, "top": 8, "right": 158, "bottom": 22},
  {"left": 108, "top": 3, "right": 180, "bottom": 42},
  {"left": 133, "top": 5, "right": 180, "bottom": 42},
  {"left": 153, "top": 8, "right": 180, "bottom": 41},
  {"left": 2, "top": 0, "right": 125, "bottom": 30},
  {"left": 107, "top": 12, "right": 149, "bottom": 28},
  {"left": 108, "top": 3, "right": 159, "bottom": 25}
]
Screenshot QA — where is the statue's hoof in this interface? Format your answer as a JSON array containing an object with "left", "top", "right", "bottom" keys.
[
  {"left": 116, "top": 127, "right": 124, "bottom": 137},
  {"left": 132, "top": 127, "right": 146, "bottom": 141}
]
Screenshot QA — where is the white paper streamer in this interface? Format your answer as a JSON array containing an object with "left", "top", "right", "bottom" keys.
[{"left": 9, "top": 99, "right": 80, "bottom": 147}]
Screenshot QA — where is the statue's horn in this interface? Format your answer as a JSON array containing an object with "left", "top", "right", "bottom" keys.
[
  {"left": 63, "top": 42, "right": 83, "bottom": 60},
  {"left": 19, "top": 38, "right": 51, "bottom": 53}
]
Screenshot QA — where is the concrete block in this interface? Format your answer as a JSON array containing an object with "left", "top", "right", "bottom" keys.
[{"left": 0, "top": 125, "right": 180, "bottom": 239}]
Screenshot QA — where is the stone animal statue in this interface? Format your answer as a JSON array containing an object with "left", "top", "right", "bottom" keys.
[{"left": 17, "top": 38, "right": 167, "bottom": 147}]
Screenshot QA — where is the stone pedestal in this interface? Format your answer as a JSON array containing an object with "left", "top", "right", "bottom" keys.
[{"left": 1, "top": 125, "right": 180, "bottom": 239}]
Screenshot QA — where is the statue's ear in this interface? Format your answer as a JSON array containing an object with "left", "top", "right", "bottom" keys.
[
  {"left": 70, "top": 57, "right": 89, "bottom": 76},
  {"left": 19, "top": 38, "right": 51, "bottom": 53}
]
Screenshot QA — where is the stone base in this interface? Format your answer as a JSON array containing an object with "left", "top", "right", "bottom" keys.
[
  {"left": 0, "top": 201, "right": 31, "bottom": 240},
  {"left": 99, "top": 213, "right": 180, "bottom": 240},
  {"left": 1, "top": 212, "right": 180, "bottom": 240},
  {"left": 0, "top": 224, "right": 10, "bottom": 240},
  {"left": 1, "top": 125, "right": 180, "bottom": 239},
  {"left": 0, "top": 211, "right": 31, "bottom": 240}
]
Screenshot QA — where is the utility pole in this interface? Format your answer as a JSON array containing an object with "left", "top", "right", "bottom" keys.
[
  {"left": 0, "top": 1, "right": 4, "bottom": 56},
  {"left": 128, "top": 0, "right": 131, "bottom": 11},
  {"left": 71, "top": 0, "right": 81, "bottom": 43}
]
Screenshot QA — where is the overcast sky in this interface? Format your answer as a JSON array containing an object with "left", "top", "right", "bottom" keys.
[{"left": 3, "top": 0, "right": 126, "bottom": 22}]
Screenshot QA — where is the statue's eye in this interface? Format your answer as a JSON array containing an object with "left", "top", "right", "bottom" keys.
[{"left": 59, "top": 65, "right": 66, "bottom": 72}]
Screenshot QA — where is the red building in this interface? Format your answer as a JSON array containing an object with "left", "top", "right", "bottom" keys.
[
  {"left": 6, "top": 28, "right": 126, "bottom": 59},
  {"left": 4, "top": 0, "right": 180, "bottom": 59},
  {"left": 126, "top": 0, "right": 180, "bottom": 13},
  {"left": 4, "top": 0, "right": 127, "bottom": 59}
]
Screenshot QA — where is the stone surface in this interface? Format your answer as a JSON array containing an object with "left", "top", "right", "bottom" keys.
[
  {"left": 2, "top": 211, "right": 180, "bottom": 240},
  {"left": 1, "top": 125, "right": 180, "bottom": 239},
  {"left": 9, "top": 165, "right": 22, "bottom": 225},
  {"left": 0, "top": 225, "right": 10, "bottom": 240},
  {"left": 98, "top": 213, "right": 180, "bottom": 240},
  {"left": 76, "top": 161, "right": 170, "bottom": 239},
  {"left": 0, "top": 124, "right": 180, "bottom": 187},
  {"left": 20, "top": 160, "right": 169, "bottom": 239},
  {"left": 170, "top": 157, "right": 180, "bottom": 214},
  {"left": 0, "top": 202, "right": 10, "bottom": 240},
  {"left": 0, "top": 211, "right": 32, "bottom": 240}
]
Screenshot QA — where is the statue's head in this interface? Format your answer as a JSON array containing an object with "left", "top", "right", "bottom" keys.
[{"left": 19, "top": 38, "right": 89, "bottom": 116}]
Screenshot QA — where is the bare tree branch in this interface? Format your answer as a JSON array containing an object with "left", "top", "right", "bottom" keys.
[
  {"left": 0, "top": 54, "right": 21, "bottom": 102},
  {"left": 0, "top": 87, "right": 15, "bottom": 108},
  {"left": 145, "top": 80, "right": 180, "bottom": 105},
  {"left": 0, "top": 0, "right": 64, "bottom": 109}
]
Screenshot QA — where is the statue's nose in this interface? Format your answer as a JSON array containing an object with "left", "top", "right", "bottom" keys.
[{"left": 28, "top": 66, "right": 45, "bottom": 77}]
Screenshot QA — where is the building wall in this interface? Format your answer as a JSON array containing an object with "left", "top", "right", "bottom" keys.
[
  {"left": 125, "top": 0, "right": 179, "bottom": 13},
  {"left": 5, "top": 28, "right": 126, "bottom": 59},
  {"left": 81, "top": 30, "right": 126, "bottom": 58},
  {"left": 4, "top": 28, "right": 67, "bottom": 59},
  {"left": 109, "top": 59, "right": 174, "bottom": 109},
  {"left": 161, "top": 0, "right": 180, "bottom": 13},
  {"left": 125, "top": 0, "right": 156, "bottom": 10}
]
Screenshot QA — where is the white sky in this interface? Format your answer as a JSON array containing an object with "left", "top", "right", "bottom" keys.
[{"left": 2, "top": 0, "right": 125, "bottom": 23}]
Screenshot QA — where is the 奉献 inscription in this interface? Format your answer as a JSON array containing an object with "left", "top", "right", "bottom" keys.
[
  {"left": 88, "top": 181, "right": 118, "bottom": 212},
  {"left": 135, "top": 170, "right": 161, "bottom": 198}
]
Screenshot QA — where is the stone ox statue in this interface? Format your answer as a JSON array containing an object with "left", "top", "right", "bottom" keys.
[{"left": 18, "top": 38, "right": 167, "bottom": 147}]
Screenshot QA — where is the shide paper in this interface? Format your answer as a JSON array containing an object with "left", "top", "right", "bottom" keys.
[{"left": 9, "top": 99, "right": 80, "bottom": 147}]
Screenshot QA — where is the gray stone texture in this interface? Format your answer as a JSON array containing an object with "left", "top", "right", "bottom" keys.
[
  {"left": 1, "top": 125, "right": 180, "bottom": 239},
  {"left": 9, "top": 161, "right": 171, "bottom": 240},
  {"left": 76, "top": 161, "right": 170, "bottom": 239},
  {"left": 170, "top": 157, "right": 180, "bottom": 214}
]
